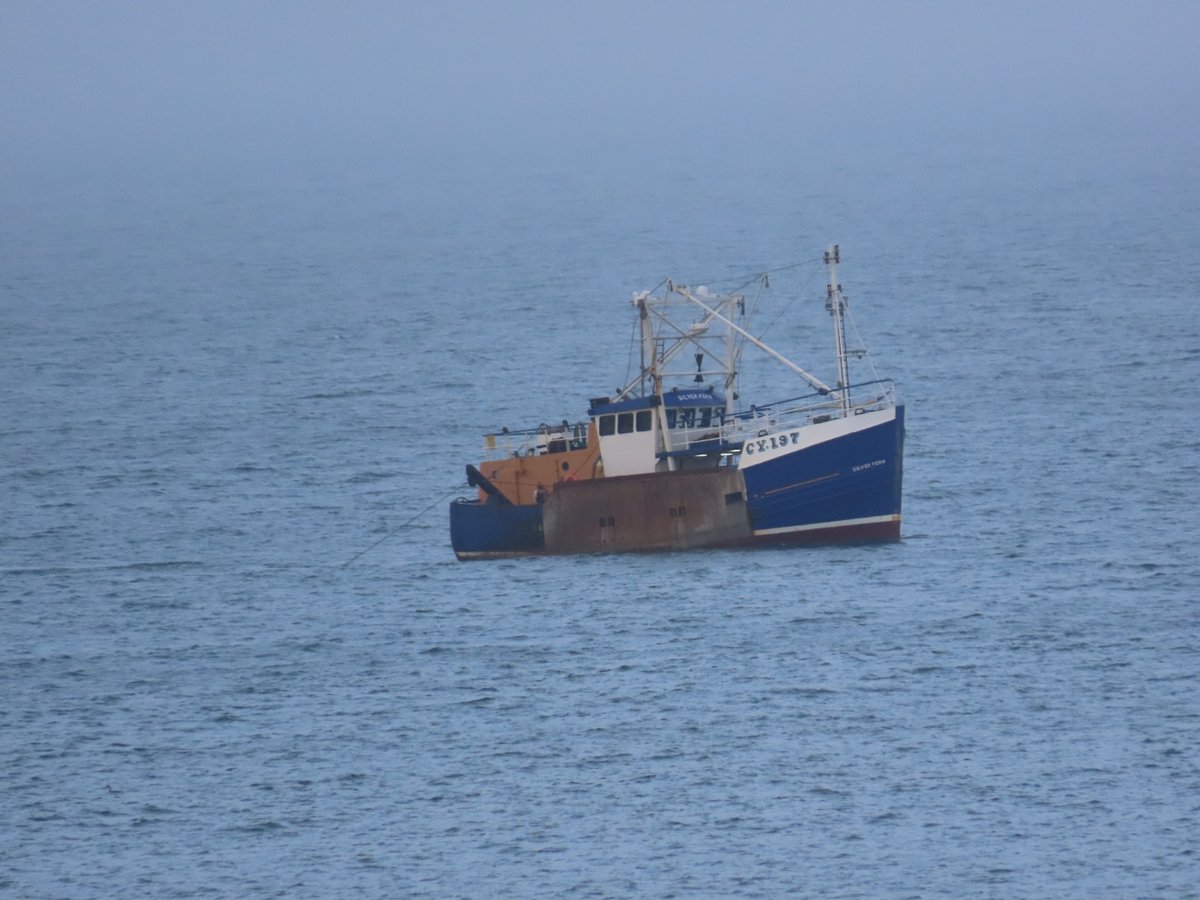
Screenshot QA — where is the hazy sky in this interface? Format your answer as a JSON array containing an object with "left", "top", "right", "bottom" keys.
[{"left": 2, "top": 1, "right": 1198, "bottom": 172}]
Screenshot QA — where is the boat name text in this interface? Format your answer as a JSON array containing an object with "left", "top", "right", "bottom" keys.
[
  {"left": 743, "top": 433, "right": 802, "bottom": 456},
  {"left": 851, "top": 459, "right": 887, "bottom": 472}
]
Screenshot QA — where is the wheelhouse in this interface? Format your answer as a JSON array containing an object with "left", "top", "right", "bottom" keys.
[{"left": 588, "top": 387, "right": 736, "bottom": 476}]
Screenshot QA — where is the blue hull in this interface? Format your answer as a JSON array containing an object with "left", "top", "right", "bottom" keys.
[
  {"left": 450, "top": 500, "right": 545, "bottom": 559},
  {"left": 741, "top": 405, "right": 904, "bottom": 542}
]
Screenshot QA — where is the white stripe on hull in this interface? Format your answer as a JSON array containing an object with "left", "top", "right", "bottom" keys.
[{"left": 752, "top": 513, "right": 900, "bottom": 537}]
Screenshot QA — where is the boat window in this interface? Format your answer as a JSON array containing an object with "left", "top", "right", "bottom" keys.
[
  {"left": 636, "top": 410, "right": 652, "bottom": 432},
  {"left": 697, "top": 407, "right": 712, "bottom": 428},
  {"left": 677, "top": 408, "right": 695, "bottom": 429},
  {"left": 617, "top": 412, "right": 634, "bottom": 434},
  {"left": 666, "top": 409, "right": 677, "bottom": 429},
  {"left": 599, "top": 415, "right": 615, "bottom": 436}
]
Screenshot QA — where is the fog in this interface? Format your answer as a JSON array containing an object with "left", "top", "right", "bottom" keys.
[{"left": 3, "top": 0, "right": 1197, "bottom": 176}]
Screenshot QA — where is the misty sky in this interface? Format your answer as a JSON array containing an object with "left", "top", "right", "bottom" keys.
[{"left": 2, "top": 1, "right": 1198, "bottom": 174}]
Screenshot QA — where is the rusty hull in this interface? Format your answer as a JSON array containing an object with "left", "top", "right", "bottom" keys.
[{"left": 542, "top": 467, "right": 751, "bottom": 554}]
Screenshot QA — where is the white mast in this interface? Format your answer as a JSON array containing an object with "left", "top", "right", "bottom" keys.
[
  {"left": 724, "top": 293, "right": 739, "bottom": 420},
  {"left": 636, "top": 294, "right": 676, "bottom": 471},
  {"left": 825, "top": 244, "right": 851, "bottom": 416}
]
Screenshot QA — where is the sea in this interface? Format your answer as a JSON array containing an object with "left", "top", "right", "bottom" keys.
[{"left": 3, "top": 136, "right": 1198, "bottom": 898}]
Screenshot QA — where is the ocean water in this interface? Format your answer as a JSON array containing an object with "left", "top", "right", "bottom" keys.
[{"left": 3, "top": 141, "right": 1199, "bottom": 898}]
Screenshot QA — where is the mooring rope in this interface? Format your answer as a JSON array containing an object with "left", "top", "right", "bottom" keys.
[{"left": 341, "top": 483, "right": 467, "bottom": 568}]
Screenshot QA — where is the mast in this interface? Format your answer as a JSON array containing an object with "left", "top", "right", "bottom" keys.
[
  {"left": 825, "top": 244, "right": 851, "bottom": 415},
  {"left": 724, "top": 293, "right": 739, "bottom": 420},
  {"left": 637, "top": 294, "right": 676, "bottom": 471}
]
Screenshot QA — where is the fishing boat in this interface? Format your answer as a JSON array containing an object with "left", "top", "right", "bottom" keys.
[{"left": 450, "top": 246, "right": 904, "bottom": 559}]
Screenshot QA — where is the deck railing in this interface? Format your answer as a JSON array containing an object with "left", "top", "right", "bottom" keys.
[
  {"left": 477, "top": 379, "right": 896, "bottom": 461},
  {"left": 722, "top": 379, "right": 897, "bottom": 442},
  {"left": 480, "top": 422, "right": 590, "bottom": 460}
]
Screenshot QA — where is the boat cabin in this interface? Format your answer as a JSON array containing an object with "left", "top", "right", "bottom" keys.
[{"left": 588, "top": 387, "right": 734, "bottom": 476}]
